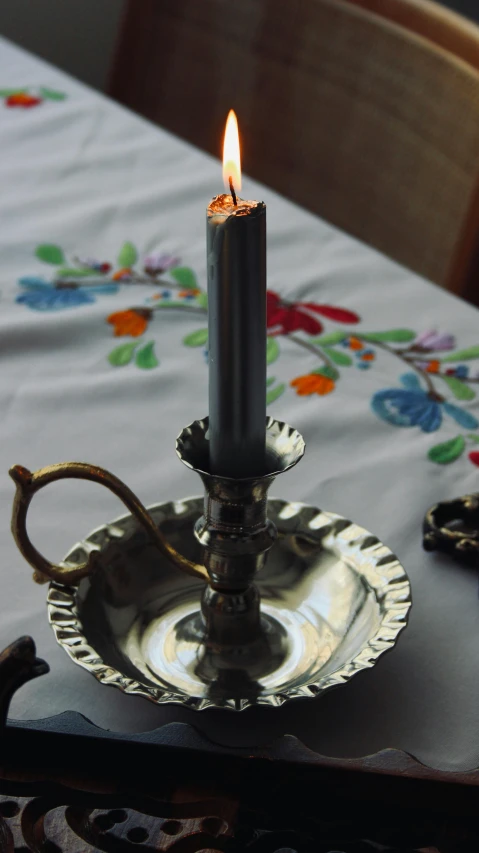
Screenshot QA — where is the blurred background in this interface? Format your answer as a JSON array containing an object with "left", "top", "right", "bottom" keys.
[
  {"left": 0, "top": 0, "right": 477, "bottom": 92},
  {"left": 2, "top": 0, "right": 479, "bottom": 304},
  {"left": 0, "top": 0, "right": 125, "bottom": 91}
]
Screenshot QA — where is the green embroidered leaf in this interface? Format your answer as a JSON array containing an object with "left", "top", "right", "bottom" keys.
[
  {"left": 183, "top": 328, "right": 208, "bottom": 347},
  {"left": 312, "top": 365, "right": 339, "bottom": 380},
  {"left": 170, "top": 267, "right": 197, "bottom": 289},
  {"left": 135, "top": 341, "right": 159, "bottom": 369},
  {"left": 361, "top": 329, "right": 416, "bottom": 343},
  {"left": 442, "top": 346, "right": 479, "bottom": 363},
  {"left": 117, "top": 241, "right": 138, "bottom": 268},
  {"left": 39, "top": 87, "right": 66, "bottom": 101},
  {"left": 0, "top": 88, "right": 28, "bottom": 97},
  {"left": 439, "top": 375, "right": 475, "bottom": 401},
  {"left": 266, "top": 376, "right": 276, "bottom": 387},
  {"left": 56, "top": 267, "right": 93, "bottom": 278},
  {"left": 35, "top": 244, "right": 65, "bottom": 265},
  {"left": 310, "top": 331, "right": 346, "bottom": 346},
  {"left": 266, "top": 382, "right": 286, "bottom": 405},
  {"left": 108, "top": 341, "right": 138, "bottom": 367},
  {"left": 196, "top": 292, "right": 208, "bottom": 309},
  {"left": 428, "top": 435, "right": 465, "bottom": 465},
  {"left": 324, "top": 347, "right": 352, "bottom": 366},
  {"left": 468, "top": 433, "right": 479, "bottom": 443},
  {"left": 267, "top": 337, "right": 280, "bottom": 364}
]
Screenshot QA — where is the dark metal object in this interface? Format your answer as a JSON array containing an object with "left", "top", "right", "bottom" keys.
[
  {"left": 207, "top": 193, "right": 267, "bottom": 477},
  {"left": 0, "top": 637, "right": 48, "bottom": 731},
  {"left": 423, "top": 492, "right": 479, "bottom": 564}
]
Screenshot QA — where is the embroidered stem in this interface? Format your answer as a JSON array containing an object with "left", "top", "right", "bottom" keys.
[
  {"left": 402, "top": 354, "right": 479, "bottom": 383},
  {"left": 151, "top": 302, "right": 207, "bottom": 315},
  {"left": 356, "top": 338, "right": 442, "bottom": 399},
  {"left": 290, "top": 332, "right": 440, "bottom": 395},
  {"left": 128, "top": 273, "right": 187, "bottom": 288},
  {"left": 435, "top": 373, "right": 479, "bottom": 382},
  {"left": 288, "top": 333, "right": 337, "bottom": 373},
  {"left": 66, "top": 273, "right": 189, "bottom": 290}
]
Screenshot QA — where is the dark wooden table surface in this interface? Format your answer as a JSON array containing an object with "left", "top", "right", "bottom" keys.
[{"left": 1, "top": 636, "right": 478, "bottom": 852}]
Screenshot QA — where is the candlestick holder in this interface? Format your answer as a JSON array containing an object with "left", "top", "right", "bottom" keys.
[{"left": 9, "top": 417, "right": 411, "bottom": 710}]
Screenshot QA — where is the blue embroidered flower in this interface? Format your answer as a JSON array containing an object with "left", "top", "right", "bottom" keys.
[
  {"left": 16, "top": 277, "right": 118, "bottom": 311},
  {"left": 371, "top": 373, "right": 479, "bottom": 433}
]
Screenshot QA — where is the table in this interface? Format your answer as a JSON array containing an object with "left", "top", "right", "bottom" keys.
[{"left": 1, "top": 35, "right": 479, "bottom": 772}]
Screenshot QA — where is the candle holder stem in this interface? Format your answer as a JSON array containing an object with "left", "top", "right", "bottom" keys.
[{"left": 175, "top": 416, "right": 305, "bottom": 687}]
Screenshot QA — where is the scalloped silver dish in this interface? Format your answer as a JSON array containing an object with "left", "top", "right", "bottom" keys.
[{"left": 47, "top": 497, "right": 411, "bottom": 711}]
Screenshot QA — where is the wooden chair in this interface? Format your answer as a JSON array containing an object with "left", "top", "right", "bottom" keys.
[{"left": 109, "top": 0, "right": 479, "bottom": 304}]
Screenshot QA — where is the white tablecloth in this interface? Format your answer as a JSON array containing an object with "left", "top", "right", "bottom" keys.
[{"left": 1, "top": 36, "right": 479, "bottom": 771}]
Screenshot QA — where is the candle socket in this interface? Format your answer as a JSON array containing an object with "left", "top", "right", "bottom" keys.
[{"left": 176, "top": 416, "right": 305, "bottom": 664}]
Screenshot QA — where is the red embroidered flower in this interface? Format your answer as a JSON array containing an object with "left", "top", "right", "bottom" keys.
[
  {"left": 469, "top": 451, "right": 479, "bottom": 467},
  {"left": 6, "top": 92, "right": 42, "bottom": 108},
  {"left": 266, "top": 291, "right": 359, "bottom": 336}
]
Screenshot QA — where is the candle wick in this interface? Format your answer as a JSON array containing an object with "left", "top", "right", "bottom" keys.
[{"left": 229, "top": 176, "right": 237, "bottom": 207}]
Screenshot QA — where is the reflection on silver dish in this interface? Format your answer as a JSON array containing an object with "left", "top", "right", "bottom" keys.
[{"left": 47, "top": 498, "right": 411, "bottom": 711}]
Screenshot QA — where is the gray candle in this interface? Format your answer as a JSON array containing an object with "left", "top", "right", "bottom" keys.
[{"left": 206, "top": 112, "right": 266, "bottom": 478}]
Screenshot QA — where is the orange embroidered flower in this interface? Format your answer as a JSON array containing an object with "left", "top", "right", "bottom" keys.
[
  {"left": 6, "top": 92, "right": 42, "bottom": 108},
  {"left": 360, "top": 352, "right": 375, "bottom": 362},
  {"left": 426, "top": 360, "right": 440, "bottom": 373},
  {"left": 291, "top": 373, "right": 335, "bottom": 396},
  {"left": 348, "top": 336, "right": 364, "bottom": 351},
  {"left": 107, "top": 308, "right": 152, "bottom": 337},
  {"left": 112, "top": 267, "right": 133, "bottom": 281},
  {"left": 178, "top": 288, "right": 201, "bottom": 298}
]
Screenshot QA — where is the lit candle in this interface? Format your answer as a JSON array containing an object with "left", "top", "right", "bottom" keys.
[{"left": 207, "top": 110, "right": 266, "bottom": 478}]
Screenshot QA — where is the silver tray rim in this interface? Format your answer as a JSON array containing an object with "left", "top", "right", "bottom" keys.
[{"left": 47, "top": 496, "right": 412, "bottom": 711}]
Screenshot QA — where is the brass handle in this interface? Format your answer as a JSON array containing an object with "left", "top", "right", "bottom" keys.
[{"left": 9, "top": 462, "right": 208, "bottom": 585}]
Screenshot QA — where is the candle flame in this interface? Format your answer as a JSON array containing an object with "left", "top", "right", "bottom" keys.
[{"left": 222, "top": 109, "right": 241, "bottom": 194}]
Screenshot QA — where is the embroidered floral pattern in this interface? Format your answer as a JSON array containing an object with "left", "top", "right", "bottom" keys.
[
  {"left": 267, "top": 291, "right": 359, "bottom": 335},
  {"left": 1, "top": 87, "right": 66, "bottom": 108},
  {"left": 372, "top": 374, "right": 478, "bottom": 433},
  {"left": 291, "top": 370, "right": 336, "bottom": 396},
  {"left": 15, "top": 243, "right": 198, "bottom": 313},
  {"left": 17, "top": 277, "right": 118, "bottom": 311},
  {"left": 107, "top": 308, "right": 153, "bottom": 337},
  {"left": 16, "top": 243, "right": 479, "bottom": 467}
]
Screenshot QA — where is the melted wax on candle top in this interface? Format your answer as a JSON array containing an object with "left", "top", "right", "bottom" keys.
[{"left": 208, "top": 194, "right": 264, "bottom": 218}]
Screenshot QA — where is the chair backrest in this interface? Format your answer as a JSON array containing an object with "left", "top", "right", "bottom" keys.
[
  {"left": 110, "top": 0, "right": 479, "bottom": 298},
  {"left": 352, "top": 0, "right": 479, "bottom": 71}
]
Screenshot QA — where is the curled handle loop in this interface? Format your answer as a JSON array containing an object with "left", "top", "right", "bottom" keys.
[{"left": 10, "top": 462, "right": 208, "bottom": 585}]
